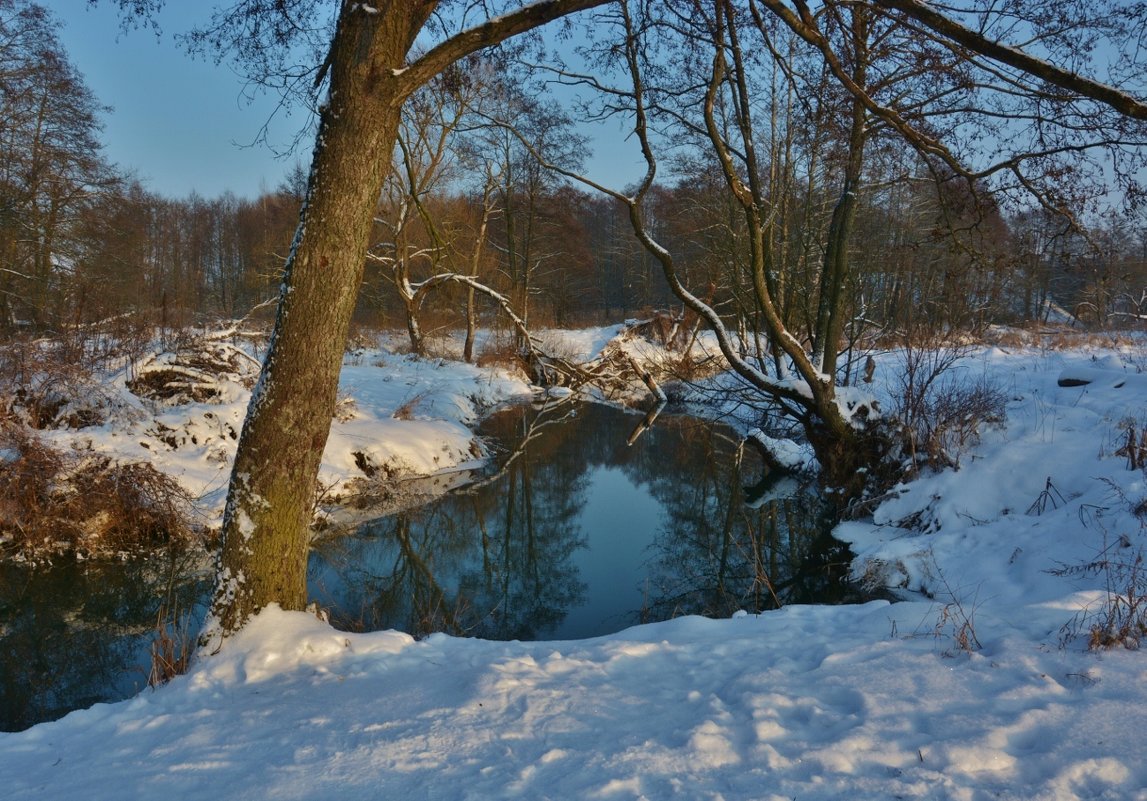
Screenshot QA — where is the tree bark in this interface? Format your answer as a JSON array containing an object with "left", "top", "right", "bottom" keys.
[
  {"left": 204, "top": 2, "right": 435, "bottom": 642},
  {"left": 204, "top": 0, "right": 611, "bottom": 644},
  {"left": 812, "top": 6, "right": 869, "bottom": 377}
]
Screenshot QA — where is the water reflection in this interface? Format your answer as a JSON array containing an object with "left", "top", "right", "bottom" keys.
[
  {"left": 0, "top": 550, "right": 209, "bottom": 732},
  {"left": 645, "top": 454, "right": 858, "bottom": 622},
  {"left": 311, "top": 403, "right": 591, "bottom": 640},
  {"left": 310, "top": 402, "right": 865, "bottom": 641}
]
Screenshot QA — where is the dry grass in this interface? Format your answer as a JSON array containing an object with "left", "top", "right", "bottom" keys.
[
  {"left": 1058, "top": 542, "right": 1147, "bottom": 651},
  {"left": 899, "top": 324, "right": 1147, "bottom": 353},
  {"left": 392, "top": 391, "right": 429, "bottom": 421},
  {"left": 1087, "top": 551, "right": 1147, "bottom": 651},
  {"left": 933, "top": 594, "right": 983, "bottom": 654},
  {"left": 1055, "top": 491, "right": 1147, "bottom": 651},
  {"left": 476, "top": 338, "right": 529, "bottom": 372},
  {"left": 1039, "top": 329, "right": 1145, "bottom": 351},
  {"left": 148, "top": 603, "right": 194, "bottom": 687}
]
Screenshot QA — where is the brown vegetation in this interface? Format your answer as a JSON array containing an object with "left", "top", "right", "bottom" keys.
[
  {"left": 0, "top": 337, "right": 117, "bottom": 431},
  {"left": 148, "top": 603, "right": 195, "bottom": 687},
  {"left": 0, "top": 420, "right": 197, "bottom": 559},
  {"left": 892, "top": 339, "right": 1008, "bottom": 474},
  {"left": 126, "top": 332, "right": 260, "bottom": 406}
]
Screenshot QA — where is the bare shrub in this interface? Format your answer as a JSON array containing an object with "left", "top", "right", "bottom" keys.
[
  {"left": 420, "top": 334, "right": 466, "bottom": 361},
  {"left": 0, "top": 417, "right": 64, "bottom": 536},
  {"left": 0, "top": 314, "right": 212, "bottom": 432},
  {"left": 476, "top": 337, "right": 529, "bottom": 373},
  {"left": 0, "top": 421, "right": 197, "bottom": 558},
  {"left": 64, "top": 312, "right": 157, "bottom": 372},
  {"left": 1114, "top": 418, "right": 1147, "bottom": 471},
  {"left": 72, "top": 459, "right": 196, "bottom": 550},
  {"left": 0, "top": 337, "right": 114, "bottom": 429},
  {"left": 345, "top": 323, "right": 381, "bottom": 355},
  {"left": 892, "top": 340, "right": 1007, "bottom": 472}
]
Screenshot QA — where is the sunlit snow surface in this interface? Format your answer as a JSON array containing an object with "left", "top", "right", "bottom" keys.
[{"left": 5, "top": 332, "right": 1147, "bottom": 800}]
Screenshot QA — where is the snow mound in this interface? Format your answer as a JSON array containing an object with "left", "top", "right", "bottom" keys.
[{"left": 5, "top": 601, "right": 1147, "bottom": 800}]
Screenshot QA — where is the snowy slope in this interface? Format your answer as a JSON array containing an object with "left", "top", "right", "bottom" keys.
[{"left": 3, "top": 337, "right": 1147, "bottom": 800}]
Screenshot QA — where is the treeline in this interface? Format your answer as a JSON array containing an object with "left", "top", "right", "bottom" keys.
[{"left": 2, "top": 0, "right": 1144, "bottom": 346}]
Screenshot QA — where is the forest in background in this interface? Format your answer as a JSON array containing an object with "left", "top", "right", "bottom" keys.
[{"left": 3, "top": 0, "right": 1146, "bottom": 355}]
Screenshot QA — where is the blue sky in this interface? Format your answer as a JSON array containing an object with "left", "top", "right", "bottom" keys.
[
  {"left": 51, "top": 1, "right": 645, "bottom": 200},
  {"left": 53, "top": 0, "right": 303, "bottom": 199}
]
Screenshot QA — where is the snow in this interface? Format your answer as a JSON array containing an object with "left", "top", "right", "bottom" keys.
[
  {"left": 536, "top": 324, "right": 626, "bottom": 361},
  {"left": 319, "top": 353, "right": 530, "bottom": 491},
  {"left": 4, "top": 333, "right": 1147, "bottom": 799},
  {"left": 27, "top": 333, "right": 535, "bottom": 525},
  {"left": 746, "top": 428, "right": 816, "bottom": 471}
]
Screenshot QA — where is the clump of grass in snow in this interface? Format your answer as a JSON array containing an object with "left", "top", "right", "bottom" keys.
[
  {"left": 149, "top": 603, "right": 194, "bottom": 687},
  {"left": 1055, "top": 490, "right": 1147, "bottom": 651}
]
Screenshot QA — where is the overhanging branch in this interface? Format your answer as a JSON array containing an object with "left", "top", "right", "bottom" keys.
[
  {"left": 398, "top": 0, "right": 612, "bottom": 97},
  {"left": 872, "top": 0, "right": 1147, "bottom": 120}
]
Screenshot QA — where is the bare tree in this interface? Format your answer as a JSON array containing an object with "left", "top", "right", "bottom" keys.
[
  {"left": 524, "top": 0, "right": 1145, "bottom": 501},
  {"left": 464, "top": 76, "right": 590, "bottom": 342},
  {"left": 0, "top": 0, "right": 116, "bottom": 331},
  {"left": 369, "top": 69, "right": 476, "bottom": 355}
]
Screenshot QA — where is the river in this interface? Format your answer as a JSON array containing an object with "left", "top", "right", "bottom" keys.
[{"left": 1, "top": 400, "right": 872, "bottom": 731}]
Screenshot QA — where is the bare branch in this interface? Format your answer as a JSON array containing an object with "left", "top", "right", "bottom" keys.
[
  {"left": 399, "top": 0, "right": 612, "bottom": 96},
  {"left": 872, "top": 0, "right": 1147, "bottom": 120}
]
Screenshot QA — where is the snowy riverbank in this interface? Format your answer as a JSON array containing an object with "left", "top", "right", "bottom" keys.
[{"left": 3, "top": 333, "right": 1147, "bottom": 800}]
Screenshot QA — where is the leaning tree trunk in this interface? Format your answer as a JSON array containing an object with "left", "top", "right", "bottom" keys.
[
  {"left": 201, "top": 0, "right": 612, "bottom": 644},
  {"left": 203, "top": 4, "right": 433, "bottom": 643}
]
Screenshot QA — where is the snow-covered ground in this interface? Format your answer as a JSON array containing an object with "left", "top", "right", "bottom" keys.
[
  {"left": 11, "top": 329, "right": 549, "bottom": 533},
  {"left": 4, "top": 331, "right": 1147, "bottom": 800}
]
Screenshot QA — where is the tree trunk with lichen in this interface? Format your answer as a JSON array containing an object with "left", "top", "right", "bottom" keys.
[
  {"left": 201, "top": 0, "right": 611, "bottom": 645},
  {"left": 203, "top": 4, "right": 434, "bottom": 644}
]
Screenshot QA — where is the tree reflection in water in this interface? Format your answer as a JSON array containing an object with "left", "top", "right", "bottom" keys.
[
  {"left": 310, "top": 401, "right": 590, "bottom": 640},
  {"left": 0, "top": 549, "right": 210, "bottom": 732},
  {"left": 636, "top": 420, "right": 862, "bottom": 622},
  {"left": 310, "top": 402, "right": 869, "bottom": 642}
]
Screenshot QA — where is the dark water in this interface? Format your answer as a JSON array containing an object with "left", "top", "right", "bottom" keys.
[
  {"left": 1, "top": 401, "right": 869, "bottom": 731},
  {"left": 0, "top": 549, "right": 211, "bottom": 732}
]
